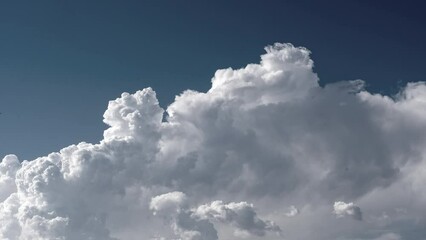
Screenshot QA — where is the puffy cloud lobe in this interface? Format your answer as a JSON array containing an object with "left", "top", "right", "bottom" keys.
[
  {"left": 0, "top": 194, "right": 20, "bottom": 240},
  {"left": 0, "top": 43, "right": 425, "bottom": 239},
  {"left": 0, "top": 89, "right": 166, "bottom": 240},
  {"left": 150, "top": 192, "right": 217, "bottom": 240},
  {"left": 150, "top": 191, "right": 188, "bottom": 216},
  {"left": 0, "top": 155, "right": 20, "bottom": 202},
  {"left": 103, "top": 87, "right": 163, "bottom": 143},
  {"left": 193, "top": 200, "right": 281, "bottom": 237},
  {"left": 208, "top": 43, "right": 318, "bottom": 107},
  {"left": 149, "top": 192, "right": 279, "bottom": 240},
  {"left": 333, "top": 201, "right": 362, "bottom": 221}
]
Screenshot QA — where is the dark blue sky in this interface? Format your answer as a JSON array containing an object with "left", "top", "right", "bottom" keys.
[{"left": 1, "top": 0, "right": 425, "bottom": 160}]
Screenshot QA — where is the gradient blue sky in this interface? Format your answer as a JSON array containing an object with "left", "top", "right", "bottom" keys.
[{"left": 1, "top": 0, "right": 425, "bottom": 160}]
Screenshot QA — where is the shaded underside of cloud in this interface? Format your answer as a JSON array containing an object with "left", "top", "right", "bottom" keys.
[{"left": 1, "top": 43, "right": 426, "bottom": 240}]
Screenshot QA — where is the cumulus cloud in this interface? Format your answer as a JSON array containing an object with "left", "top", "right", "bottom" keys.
[
  {"left": 333, "top": 201, "right": 362, "bottom": 221},
  {"left": 150, "top": 192, "right": 217, "bottom": 240},
  {"left": 193, "top": 200, "right": 281, "bottom": 237},
  {"left": 1, "top": 43, "right": 426, "bottom": 239},
  {"left": 149, "top": 192, "right": 279, "bottom": 240},
  {"left": 150, "top": 191, "right": 188, "bottom": 216},
  {"left": 0, "top": 155, "right": 20, "bottom": 202}
]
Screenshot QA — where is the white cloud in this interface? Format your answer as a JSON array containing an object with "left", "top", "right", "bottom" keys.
[
  {"left": 1, "top": 43, "right": 426, "bottom": 239},
  {"left": 285, "top": 205, "right": 299, "bottom": 217},
  {"left": 149, "top": 192, "right": 279, "bottom": 240},
  {"left": 193, "top": 200, "right": 281, "bottom": 237},
  {"left": 149, "top": 192, "right": 217, "bottom": 240},
  {"left": 0, "top": 155, "right": 20, "bottom": 202},
  {"left": 150, "top": 191, "right": 188, "bottom": 216},
  {"left": 333, "top": 201, "right": 362, "bottom": 221}
]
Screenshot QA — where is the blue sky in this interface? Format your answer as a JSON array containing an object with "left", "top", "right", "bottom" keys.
[{"left": 1, "top": 0, "right": 425, "bottom": 160}]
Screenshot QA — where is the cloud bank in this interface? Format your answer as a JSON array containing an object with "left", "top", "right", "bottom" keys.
[{"left": 1, "top": 43, "right": 426, "bottom": 239}]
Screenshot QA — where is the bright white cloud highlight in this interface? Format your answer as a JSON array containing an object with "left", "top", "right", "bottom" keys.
[
  {"left": 333, "top": 201, "right": 362, "bottom": 221},
  {"left": 1, "top": 43, "right": 426, "bottom": 240}
]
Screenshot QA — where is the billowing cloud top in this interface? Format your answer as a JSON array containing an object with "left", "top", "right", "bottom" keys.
[{"left": 1, "top": 43, "right": 426, "bottom": 240}]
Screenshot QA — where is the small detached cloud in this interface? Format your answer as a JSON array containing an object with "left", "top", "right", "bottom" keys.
[{"left": 333, "top": 201, "right": 362, "bottom": 221}]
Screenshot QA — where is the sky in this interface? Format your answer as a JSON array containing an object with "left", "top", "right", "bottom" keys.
[{"left": 1, "top": 1, "right": 426, "bottom": 240}]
